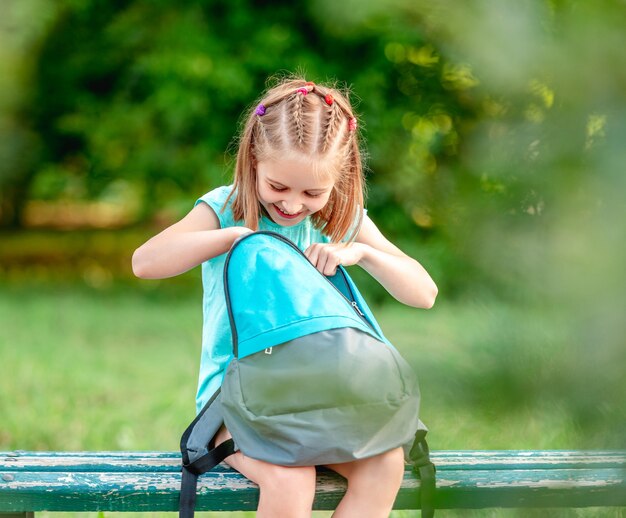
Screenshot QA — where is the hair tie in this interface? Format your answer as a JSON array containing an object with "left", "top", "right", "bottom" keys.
[
  {"left": 305, "top": 81, "right": 315, "bottom": 87},
  {"left": 324, "top": 94, "right": 334, "bottom": 106},
  {"left": 348, "top": 117, "right": 358, "bottom": 131},
  {"left": 296, "top": 87, "right": 309, "bottom": 95},
  {"left": 255, "top": 104, "right": 266, "bottom": 116}
]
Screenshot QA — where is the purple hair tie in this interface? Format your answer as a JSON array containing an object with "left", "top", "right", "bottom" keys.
[{"left": 255, "top": 104, "right": 266, "bottom": 116}]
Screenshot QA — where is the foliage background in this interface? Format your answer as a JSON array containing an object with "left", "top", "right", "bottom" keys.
[{"left": 1, "top": 1, "right": 625, "bottom": 514}]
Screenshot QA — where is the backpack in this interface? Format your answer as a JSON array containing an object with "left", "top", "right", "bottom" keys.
[{"left": 179, "top": 230, "right": 436, "bottom": 517}]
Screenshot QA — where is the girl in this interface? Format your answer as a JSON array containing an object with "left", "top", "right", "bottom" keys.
[{"left": 133, "top": 77, "right": 437, "bottom": 518}]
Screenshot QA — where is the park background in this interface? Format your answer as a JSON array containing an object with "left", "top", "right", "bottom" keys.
[{"left": 1, "top": 0, "right": 625, "bottom": 516}]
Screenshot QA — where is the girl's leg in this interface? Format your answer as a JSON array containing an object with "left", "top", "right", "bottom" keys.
[
  {"left": 324, "top": 447, "right": 405, "bottom": 518},
  {"left": 214, "top": 426, "right": 317, "bottom": 518}
]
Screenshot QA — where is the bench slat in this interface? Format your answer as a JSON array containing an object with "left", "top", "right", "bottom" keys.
[
  {"left": 1, "top": 470, "right": 625, "bottom": 511},
  {"left": 434, "top": 450, "right": 626, "bottom": 470},
  {"left": 1, "top": 451, "right": 625, "bottom": 511},
  {"left": 2, "top": 451, "right": 624, "bottom": 472}
]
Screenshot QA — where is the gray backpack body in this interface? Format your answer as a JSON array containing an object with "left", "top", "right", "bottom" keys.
[{"left": 179, "top": 231, "right": 435, "bottom": 516}]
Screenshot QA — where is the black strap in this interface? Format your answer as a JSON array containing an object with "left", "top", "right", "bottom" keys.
[
  {"left": 409, "top": 432, "right": 436, "bottom": 517},
  {"left": 416, "top": 461, "right": 436, "bottom": 518},
  {"left": 179, "top": 439, "right": 238, "bottom": 518},
  {"left": 184, "top": 439, "right": 238, "bottom": 475},
  {"left": 179, "top": 466, "right": 198, "bottom": 518}
]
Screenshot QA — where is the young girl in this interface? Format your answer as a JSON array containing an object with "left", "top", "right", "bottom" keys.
[{"left": 133, "top": 77, "right": 437, "bottom": 518}]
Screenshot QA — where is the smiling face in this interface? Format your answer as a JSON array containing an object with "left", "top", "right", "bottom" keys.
[
  {"left": 256, "top": 156, "right": 335, "bottom": 227},
  {"left": 230, "top": 79, "right": 364, "bottom": 242}
]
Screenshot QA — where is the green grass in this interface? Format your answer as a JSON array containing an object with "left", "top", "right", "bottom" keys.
[
  {"left": 0, "top": 285, "right": 200, "bottom": 450},
  {"left": 1, "top": 283, "right": 624, "bottom": 517}
]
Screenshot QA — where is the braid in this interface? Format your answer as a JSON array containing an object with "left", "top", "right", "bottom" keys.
[
  {"left": 253, "top": 115, "right": 269, "bottom": 149},
  {"left": 232, "top": 76, "right": 364, "bottom": 242},
  {"left": 321, "top": 100, "right": 343, "bottom": 154},
  {"left": 290, "top": 92, "right": 306, "bottom": 149}
]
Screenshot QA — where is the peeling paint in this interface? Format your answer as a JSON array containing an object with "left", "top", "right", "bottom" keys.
[{"left": 0, "top": 451, "right": 624, "bottom": 512}]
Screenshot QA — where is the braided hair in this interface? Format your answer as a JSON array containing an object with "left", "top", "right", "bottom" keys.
[{"left": 227, "top": 77, "right": 364, "bottom": 243}]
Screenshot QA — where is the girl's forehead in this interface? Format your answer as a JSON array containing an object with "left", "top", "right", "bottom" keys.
[{"left": 257, "top": 157, "right": 335, "bottom": 188}]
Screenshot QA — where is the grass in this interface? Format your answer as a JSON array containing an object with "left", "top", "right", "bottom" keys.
[
  {"left": 0, "top": 284, "right": 200, "bottom": 450},
  {"left": 1, "top": 282, "right": 624, "bottom": 517}
]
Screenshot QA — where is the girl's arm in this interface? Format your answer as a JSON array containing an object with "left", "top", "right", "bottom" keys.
[
  {"left": 304, "top": 215, "right": 438, "bottom": 309},
  {"left": 132, "top": 203, "right": 251, "bottom": 279}
]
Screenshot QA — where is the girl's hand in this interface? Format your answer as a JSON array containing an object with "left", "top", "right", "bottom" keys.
[
  {"left": 231, "top": 226, "right": 254, "bottom": 242},
  {"left": 304, "top": 243, "right": 365, "bottom": 276}
]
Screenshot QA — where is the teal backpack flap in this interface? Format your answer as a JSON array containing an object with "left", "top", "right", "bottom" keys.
[
  {"left": 221, "top": 231, "right": 423, "bottom": 466},
  {"left": 224, "top": 232, "right": 379, "bottom": 359}
]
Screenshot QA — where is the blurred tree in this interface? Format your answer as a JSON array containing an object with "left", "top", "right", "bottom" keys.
[
  {"left": 3, "top": 0, "right": 472, "bottom": 301},
  {"left": 4, "top": 0, "right": 625, "bottom": 306},
  {"left": 0, "top": 0, "right": 55, "bottom": 227},
  {"left": 10, "top": 0, "right": 390, "bottom": 225}
]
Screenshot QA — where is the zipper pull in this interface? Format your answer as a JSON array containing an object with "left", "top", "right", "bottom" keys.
[
  {"left": 264, "top": 347, "right": 273, "bottom": 355},
  {"left": 351, "top": 301, "right": 365, "bottom": 316}
]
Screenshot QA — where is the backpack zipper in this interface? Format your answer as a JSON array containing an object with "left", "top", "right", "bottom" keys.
[
  {"left": 351, "top": 301, "right": 365, "bottom": 316},
  {"left": 223, "top": 230, "right": 377, "bottom": 357},
  {"left": 336, "top": 266, "right": 369, "bottom": 321}
]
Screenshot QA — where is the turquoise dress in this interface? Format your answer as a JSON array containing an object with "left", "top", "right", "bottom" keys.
[{"left": 195, "top": 185, "right": 347, "bottom": 412}]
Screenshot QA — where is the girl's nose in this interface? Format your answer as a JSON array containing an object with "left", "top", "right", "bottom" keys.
[{"left": 281, "top": 199, "right": 303, "bottom": 214}]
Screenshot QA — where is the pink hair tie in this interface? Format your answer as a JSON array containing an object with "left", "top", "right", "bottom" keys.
[
  {"left": 255, "top": 104, "right": 266, "bottom": 116},
  {"left": 324, "top": 94, "right": 334, "bottom": 106},
  {"left": 348, "top": 117, "right": 357, "bottom": 131},
  {"left": 296, "top": 87, "right": 309, "bottom": 95}
]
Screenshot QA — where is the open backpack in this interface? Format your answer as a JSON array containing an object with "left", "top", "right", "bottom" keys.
[{"left": 179, "top": 231, "right": 436, "bottom": 517}]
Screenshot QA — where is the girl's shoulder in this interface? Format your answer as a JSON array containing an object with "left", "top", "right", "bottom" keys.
[
  {"left": 196, "top": 184, "right": 235, "bottom": 206},
  {"left": 196, "top": 185, "right": 237, "bottom": 229}
]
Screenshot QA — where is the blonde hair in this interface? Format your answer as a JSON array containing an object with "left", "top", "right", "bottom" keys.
[{"left": 224, "top": 76, "right": 365, "bottom": 243}]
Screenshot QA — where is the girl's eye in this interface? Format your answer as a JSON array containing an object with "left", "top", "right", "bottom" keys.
[
  {"left": 305, "top": 192, "right": 323, "bottom": 198},
  {"left": 269, "top": 184, "right": 287, "bottom": 192}
]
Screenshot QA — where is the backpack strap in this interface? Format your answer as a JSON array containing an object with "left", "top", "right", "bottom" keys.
[
  {"left": 179, "top": 391, "right": 239, "bottom": 518},
  {"left": 180, "top": 466, "right": 198, "bottom": 518},
  {"left": 409, "top": 430, "right": 436, "bottom": 518},
  {"left": 180, "top": 439, "right": 238, "bottom": 518}
]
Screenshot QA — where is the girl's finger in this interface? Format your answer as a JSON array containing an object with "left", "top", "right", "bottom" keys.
[
  {"left": 325, "top": 250, "right": 341, "bottom": 276},
  {"left": 305, "top": 244, "right": 320, "bottom": 266},
  {"left": 315, "top": 247, "right": 330, "bottom": 275},
  {"left": 325, "top": 250, "right": 342, "bottom": 276},
  {"left": 324, "top": 259, "right": 338, "bottom": 276}
]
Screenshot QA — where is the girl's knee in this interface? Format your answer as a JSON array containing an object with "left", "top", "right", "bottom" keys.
[
  {"left": 351, "top": 448, "right": 405, "bottom": 487},
  {"left": 253, "top": 465, "right": 316, "bottom": 517},
  {"left": 258, "top": 464, "right": 317, "bottom": 495}
]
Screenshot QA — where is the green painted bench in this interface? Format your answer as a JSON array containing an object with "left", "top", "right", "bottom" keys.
[{"left": 1, "top": 450, "right": 625, "bottom": 515}]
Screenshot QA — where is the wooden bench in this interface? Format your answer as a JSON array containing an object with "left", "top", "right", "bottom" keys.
[{"left": 1, "top": 450, "right": 625, "bottom": 515}]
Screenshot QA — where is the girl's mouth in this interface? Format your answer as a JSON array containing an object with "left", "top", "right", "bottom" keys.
[{"left": 273, "top": 204, "right": 303, "bottom": 220}]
